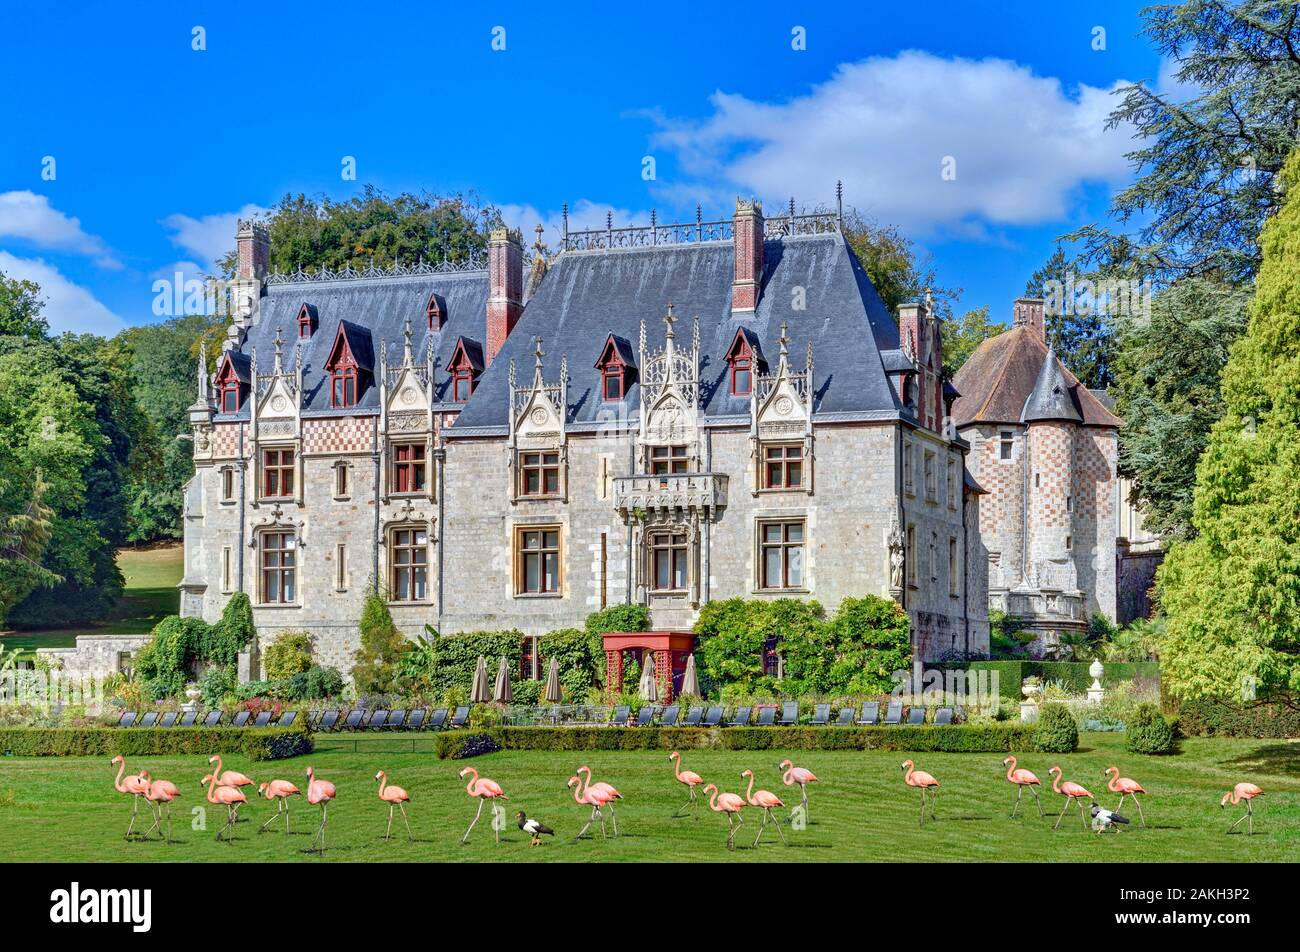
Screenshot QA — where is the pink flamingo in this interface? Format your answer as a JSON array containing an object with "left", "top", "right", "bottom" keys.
[
  {"left": 1220, "top": 782, "right": 1264, "bottom": 835},
  {"left": 702, "top": 783, "right": 747, "bottom": 849},
  {"left": 778, "top": 758, "right": 819, "bottom": 818},
  {"left": 459, "top": 766, "right": 507, "bottom": 845},
  {"left": 305, "top": 766, "right": 337, "bottom": 853},
  {"left": 257, "top": 779, "right": 301, "bottom": 834},
  {"left": 200, "top": 773, "right": 246, "bottom": 842},
  {"left": 1002, "top": 756, "right": 1044, "bottom": 818},
  {"left": 110, "top": 756, "right": 152, "bottom": 839},
  {"left": 576, "top": 765, "right": 622, "bottom": 836},
  {"left": 669, "top": 751, "right": 704, "bottom": 816},
  {"left": 901, "top": 760, "right": 940, "bottom": 825},
  {"left": 741, "top": 769, "right": 788, "bottom": 846},
  {"left": 207, "top": 754, "right": 254, "bottom": 790},
  {"left": 1047, "top": 766, "right": 1093, "bottom": 831},
  {"left": 567, "top": 774, "right": 613, "bottom": 840},
  {"left": 375, "top": 771, "right": 413, "bottom": 841},
  {"left": 141, "top": 777, "right": 181, "bottom": 842},
  {"left": 1104, "top": 766, "right": 1147, "bottom": 827}
]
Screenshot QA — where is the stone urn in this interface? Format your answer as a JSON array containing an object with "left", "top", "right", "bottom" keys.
[
  {"left": 1019, "top": 676, "right": 1042, "bottom": 723},
  {"left": 183, "top": 683, "right": 202, "bottom": 712},
  {"left": 1087, "top": 658, "right": 1105, "bottom": 704}
]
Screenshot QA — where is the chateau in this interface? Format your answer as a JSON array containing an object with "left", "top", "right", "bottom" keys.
[{"left": 177, "top": 196, "right": 991, "bottom": 678}]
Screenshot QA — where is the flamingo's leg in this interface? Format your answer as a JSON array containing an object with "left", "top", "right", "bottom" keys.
[
  {"left": 1011, "top": 784, "right": 1022, "bottom": 819},
  {"left": 310, "top": 802, "right": 329, "bottom": 852},
  {"left": 752, "top": 808, "right": 766, "bottom": 848},
  {"left": 1133, "top": 795, "right": 1147, "bottom": 828},
  {"left": 772, "top": 808, "right": 788, "bottom": 845},
  {"left": 732, "top": 811, "right": 744, "bottom": 848},
  {"left": 125, "top": 794, "right": 141, "bottom": 839},
  {"left": 1054, "top": 797, "right": 1069, "bottom": 831},
  {"left": 599, "top": 805, "right": 608, "bottom": 839},
  {"left": 494, "top": 800, "right": 501, "bottom": 845},
  {"left": 142, "top": 802, "right": 162, "bottom": 839},
  {"left": 385, "top": 802, "right": 394, "bottom": 840},
  {"left": 399, "top": 802, "right": 413, "bottom": 840},
  {"left": 461, "top": 798, "right": 485, "bottom": 844},
  {"left": 607, "top": 802, "right": 619, "bottom": 837},
  {"left": 1115, "top": 793, "right": 1127, "bottom": 815},
  {"left": 918, "top": 787, "right": 926, "bottom": 825},
  {"left": 1031, "top": 785, "right": 1044, "bottom": 818},
  {"left": 1247, "top": 799, "right": 1254, "bottom": 836},
  {"left": 259, "top": 799, "right": 282, "bottom": 833},
  {"left": 725, "top": 813, "right": 735, "bottom": 850},
  {"left": 575, "top": 805, "right": 597, "bottom": 840},
  {"left": 284, "top": 799, "right": 291, "bottom": 834}
]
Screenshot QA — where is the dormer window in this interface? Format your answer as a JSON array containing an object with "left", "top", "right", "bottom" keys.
[
  {"left": 725, "top": 328, "right": 764, "bottom": 398},
  {"left": 296, "top": 303, "right": 318, "bottom": 339},
  {"left": 213, "top": 353, "right": 249, "bottom": 413},
  {"left": 426, "top": 292, "right": 445, "bottom": 330},
  {"left": 594, "top": 334, "right": 635, "bottom": 402},
  {"left": 447, "top": 337, "right": 484, "bottom": 404},
  {"left": 324, "top": 321, "right": 373, "bottom": 410}
]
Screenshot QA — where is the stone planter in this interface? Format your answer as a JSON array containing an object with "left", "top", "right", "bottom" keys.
[
  {"left": 183, "top": 684, "right": 202, "bottom": 712},
  {"left": 1019, "top": 700, "right": 1039, "bottom": 723}
]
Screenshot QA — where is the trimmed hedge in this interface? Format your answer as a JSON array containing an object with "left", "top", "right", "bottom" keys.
[
  {"left": 961, "top": 661, "right": 1161, "bottom": 699},
  {"left": 434, "top": 724, "right": 1041, "bottom": 758},
  {"left": 1125, "top": 703, "right": 1176, "bottom": 754},
  {"left": 0, "top": 727, "right": 313, "bottom": 761},
  {"left": 1175, "top": 698, "right": 1300, "bottom": 738}
]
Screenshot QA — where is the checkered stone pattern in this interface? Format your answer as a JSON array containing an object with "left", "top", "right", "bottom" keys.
[
  {"left": 210, "top": 423, "right": 241, "bottom": 459},
  {"left": 303, "top": 416, "right": 374, "bottom": 454}
]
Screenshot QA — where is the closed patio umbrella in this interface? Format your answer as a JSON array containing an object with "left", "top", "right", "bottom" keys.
[
  {"left": 493, "top": 655, "right": 513, "bottom": 704},
  {"left": 470, "top": 655, "right": 491, "bottom": 703},
  {"left": 680, "top": 653, "right": 700, "bottom": 698},
  {"left": 544, "top": 657, "right": 562, "bottom": 703},
  {"left": 639, "top": 652, "right": 659, "bottom": 702}
]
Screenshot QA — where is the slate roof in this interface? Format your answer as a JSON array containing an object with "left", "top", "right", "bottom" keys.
[
  {"left": 950, "top": 324, "right": 1119, "bottom": 428},
  {"left": 450, "top": 232, "right": 905, "bottom": 432},
  {"left": 218, "top": 269, "right": 489, "bottom": 417},
  {"left": 1022, "top": 349, "right": 1082, "bottom": 423}
]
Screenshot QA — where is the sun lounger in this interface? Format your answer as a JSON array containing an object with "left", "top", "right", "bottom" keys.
[
  {"left": 883, "top": 701, "right": 903, "bottom": 725},
  {"left": 308, "top": 709, "right": 323, "bottom": 729},
  {"left": 427, "top": 708, "right": 448, "bottom": 729},
  {"left": 811, "top": 704, "right": 832, "bottom": 726},
  {"left": 856, "top": 701, "right": 880, "bottom": 725},
  {"left": 342, "top": 709, "right": 365, "bottom": 730},
  {"left": 610, "top": 705, "right": 630, "bottom": 726},
  {"left": 231, "top": 710, "right": 251, "bottom": 728},
  {"left": 933, "top": 707, "right": 953, "bottom": 725},
  {"left": 450, "top": 706, "right": 470, "bottom": 728},
  {"left": 318, "top": 710, "right": 340, "bottom": 731},
  {"left": 635, "top": 706, "right": 656, "bottom": 727},
  {"left": 252, "top": 711, "right": 272, "bottom": 728},
  {"left": 177, "top": 711, "right": 197, "bottom": 728},
  {"left": 158, "top": 711, "right": 178, "bottom": 728},
  {"left": 387, "top": 709, "right": 407, "bottom": 729},
  {"left": 835, "top": 706, "right": 855, "bottom": 725},
  {"left": 727, "top": 706, "right": 752, "bottom": 727},
  {"left": 779, "top": 701, "right": 799, "bottom": 725},
  {"left": 683, "top": 706, "right": 705, "bottom": 727},
  {"left": 277, "top": 710, "right": 298, "bottom": 728},
  {"left": 907, "top": 706, "right": 926, "bottom": 725},
  {"left": 368, "top": 710, "right": 389, "bottom": 729},
  {"left": 756, "top": 707, "right": 776, "bottom": 726},
  {"left": 659, "top": 705, "right": 680, "bottom": 727},
  {"left": 203, "top": 710, "right": 222, "bottom": 727},
  {"left": 406, "top": 709, "right": 426, "bottom": 730},
  {"left": 139, "top": 711, "right": 159, "bottom": 728},
  {"left": 702, "top": 706, "right": 724, "bottom": 727},
  {"left": 117, "top": 711, "right": 136, "bottom": 727}
]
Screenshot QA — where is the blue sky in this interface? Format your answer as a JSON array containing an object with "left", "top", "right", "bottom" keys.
[{"left": 0, "top": 0, "right": 1166, "bottom": 336}]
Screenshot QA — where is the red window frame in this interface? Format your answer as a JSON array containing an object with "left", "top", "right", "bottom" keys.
[
  {"left": 297, "top": 304, "right": 315, "bottom": 339},
  {"left": 262, "top": 448, "right": 294, "bottom": 499},
  {"left": 215, "top": 358, "right": 244, "bottom": 412},
  {"left": 451, "top": 367, "right": 475, "bottom": 402},
  {"left": 650, "top": 531, "right": 688, "bottom": 592},
  {"left": 389, "top": 527, "right": 428, "bottom": 601},
  {"left": 330, "top": 361, "right": 358, "bottom": 408},
  {"left": 602, "top": 366, "right": 625, "bottom": 401},
  {"left": 392, "top": 443, "right": 426, "bottom": 494},
  {"left": 730, "top": 354, "right": 752, "bottom": 396},
  {"left": 426, "top": 292, "right": 444, "bottom": 329},
  {"left": 760, "top": 520, "right": 805, "bottom": 590}
]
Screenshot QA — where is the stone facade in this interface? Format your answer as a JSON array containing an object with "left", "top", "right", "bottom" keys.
[
  {"left": 182, "top": 202, "right": 990, "bottom": 679},
  {"left": 37, "top": 634, "right": 149, "bottom": 677}
]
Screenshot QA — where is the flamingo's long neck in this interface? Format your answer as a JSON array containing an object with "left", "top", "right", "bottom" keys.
[
  {"left": 1005, "top": 757, "right": 1017, "bottom": 782},
  {"left": 203, "top": 777, "right": 217, "bottom": 804},
  {"left": 707, "top": 787, "right": 719, "bottom": 811},
  {"left": 570, "top": 782, "right": 584, "bottom": 805},
  {"left": 211, "top": 755, "right": 223, "bottom": 781},
  {"left": 463, "top": 769, "right": 479, "bottom": 796},
  {"left": 743, "top": 772, "right": 756, "bottom": 805},
  {"left": 113, "top": 759, "right": 127, "bottom": 793},
  {"left": 782, "top": 766, "right": 794, "bottom": 786},
  {"left": 1049, "top": 769, "right": 1063, "bottom": 794},
  {"left": 671, "top": 754, "right": 683, "bottom": 783},
  {"left": 904, "top": 763, "right": 914, "bottom": 784},
  {"left": 578, "top": 766, "right": 592, "bottom": 795},
  {"left": 377, "top": 774, "right": 387, "bottom": 797},
  {"left": 1106, "top": 768, "right": 1120, "bottom": 793}
]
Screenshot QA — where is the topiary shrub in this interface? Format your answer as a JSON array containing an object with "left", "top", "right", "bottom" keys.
[
  {"left": 262, "top": 630, "right": 313, "bottom": 680},
  {"left": 1033, "top": 703, "right": 1079, "bottom": 753},
  {"left": 352, "top": 587, "right": 409, "bottom": 694},
  {"left": 1126, "top": 702, "right": 1176, "bottom": 754}
]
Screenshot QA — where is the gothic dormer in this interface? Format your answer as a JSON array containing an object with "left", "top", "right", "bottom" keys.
[
  {"left": 724, "top": 327, "right": 766, "bottom": 397},
  {"left": 637, "top": 303, "right": 701, "bottom": 473},
  {"left": 296, "top": 303, "right": 318, "bottom": 339},
  {"left": 379, "top": 316, "right": 436, "bottom": 505},
  {"left": 595, "top": 333, "right": 636, "bottom": 402},
  {"left": 446, "top": 337, "right": 484, "bottom": 403},
  {"left": 426, "top": 291, "right": 445, "bottom": 330},
  {"left": 324, "top": 320, "right": 374, "bottom": 409},
  {"left": 213, "top": 349, "right": 251, "bottom": 414},
  {"left": 508, "top": 337, "right": 569, "bottom": 501},
  {"left": 751, "top": 322, "right": 815, "bottom": 493},
  {"left": 381, "top": 316, "right": 436, "bottom": 418}
]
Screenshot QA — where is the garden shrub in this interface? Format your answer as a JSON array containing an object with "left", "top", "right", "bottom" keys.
[
  {"left": 1174, "top": 698, "right": 1300, "bottom": 738},
  {"left": 584, "top": 604, "right": 650, "bottom": 637},
  {"left": 352, "top": 587, "right": 409, "bottom": 694},
  {"left": 420, "top": 629, "right": 523, "bottom": 696},
  {"left": 131, "top": 593, "right": 256, "bottom": 699},
  {"left": 1033, "top": 703, "right": 1079, "bottom": 753},
  {"left": 262, "top": 630, "right": 313, "bottom": 680},
  {"left": 695, "top": 597, "right": 823, "bottom": 695},
  {"left": 199, "top": 666, "right": 234, "bottom": 706},
  {"left": 539, "top": 626, "right": 604, "bottom": 696},
  {"left": 302, "top": 665, "right": 344, "bottom": 700},
  {"left": 445, "top": 733, "right": 502, "bottom": 759},
  {"left": 0, "top": 726, "right": 312, "bottom": 760},
  {"left": 1126, "top": 702, "right": 1176, "bottom": 754},
  {"left": 433, "top": 723, "right": 1038, "bottom": 758}
]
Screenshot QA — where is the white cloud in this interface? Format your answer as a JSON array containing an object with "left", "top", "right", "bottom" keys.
[
  {"left": 0, "top": 251, "right": 127, "bottom": 336},
  {"left": 161, "top": 203, "right": 269, "bottom": 272},
  {"left": 648, "top": 51, "right": 1134, "bottom": 234},
  {"left": 0, "top": 191, "right": 120, "bottom": 268}
]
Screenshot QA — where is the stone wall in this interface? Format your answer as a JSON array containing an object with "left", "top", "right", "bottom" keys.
[{"left": 38, "top": 634, "right": 150, "bottom": 678}]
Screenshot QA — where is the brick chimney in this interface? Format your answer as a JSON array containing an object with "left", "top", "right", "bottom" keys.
[
  {"left": 732, "top": 198, "right": 764, "bottom": 311},
  {"left": 486, "top": 227, "right": 523, "bottom": 367},
  {"left": 236, "top": 219, "right": 270, "bottom": 281},
  {"left": 1013, "top": 297, "right": 1045, "bottom": 342}
]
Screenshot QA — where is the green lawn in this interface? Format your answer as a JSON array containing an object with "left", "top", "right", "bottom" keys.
[
  {"left": 0, "top": 733, "right": 1297, "bottom": 862},
  {"left": 2, "top": 545, "right": 182, "bottom": 652}
]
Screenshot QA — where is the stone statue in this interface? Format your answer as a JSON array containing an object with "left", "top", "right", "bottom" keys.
[{"left": 887, "top": 515, "right": 905, "bottom": 591}]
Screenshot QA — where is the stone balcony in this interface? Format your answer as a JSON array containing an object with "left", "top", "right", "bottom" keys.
[
  {"left": 989, "top": 588, "right": 1087, "bottom": 630},
  {"left": 612, "top": 472, "right": 728, "bottom": 515}
]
